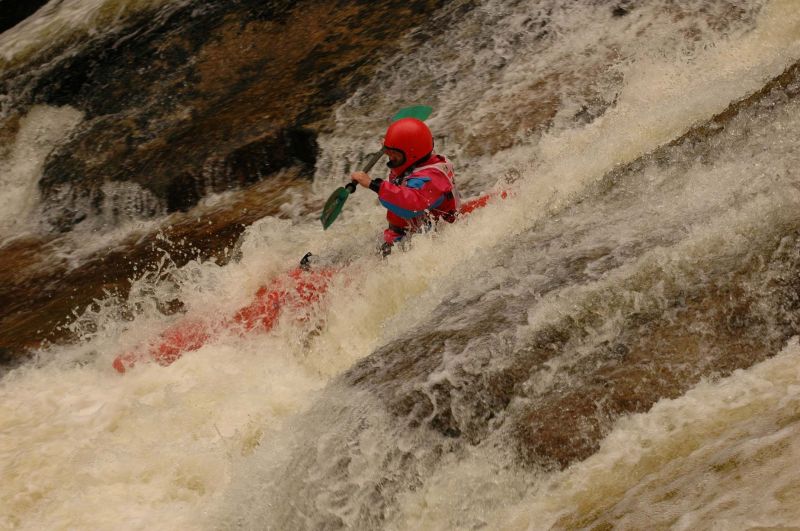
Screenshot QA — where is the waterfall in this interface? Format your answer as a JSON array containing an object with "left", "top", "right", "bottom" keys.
[{"left": 2, "top": 1, "right": 800, "bottom": 529}]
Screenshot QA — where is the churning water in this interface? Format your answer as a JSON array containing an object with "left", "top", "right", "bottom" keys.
[{"left": 3, "top": 0, "right": 800, "bottom": 529}]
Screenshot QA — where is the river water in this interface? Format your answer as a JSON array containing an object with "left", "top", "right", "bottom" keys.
[{"left": 2, "top": 0, "right": 800, "bottom": 529}]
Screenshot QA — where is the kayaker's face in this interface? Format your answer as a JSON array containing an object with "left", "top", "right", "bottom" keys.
[{"left": 384, "top": 147, "right": 406, "bottom": 168}]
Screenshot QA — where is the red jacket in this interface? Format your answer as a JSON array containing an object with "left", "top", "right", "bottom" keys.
[{"left": 369, "top": 154, "right": 459, "bottom": 244}]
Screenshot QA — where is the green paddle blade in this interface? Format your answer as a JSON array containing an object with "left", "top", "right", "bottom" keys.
[
  {"left": 320, "top": 186, "right": 351, "bottom": 229},
  {"left": 391, "top": 105, "right": 433, "bottom": 122}
]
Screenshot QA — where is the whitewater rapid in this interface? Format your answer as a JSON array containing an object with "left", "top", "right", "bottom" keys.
[{"left": 3, "top": 0, "right": 800, "bottom": 529}]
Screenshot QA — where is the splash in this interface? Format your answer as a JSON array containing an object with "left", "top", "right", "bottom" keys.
[{"left": 0, "top": 105, "right": 83, "bottom": 240}]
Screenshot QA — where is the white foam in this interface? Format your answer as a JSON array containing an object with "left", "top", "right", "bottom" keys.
[
  {"left": 464, "top": 338, "right": 800, "bottom": 530},
  {"left": 0, "top": 0, "right": 189, "bottom": 67},
  {"left": 0, "top": 105, "right": 83, "bottom": 241}
]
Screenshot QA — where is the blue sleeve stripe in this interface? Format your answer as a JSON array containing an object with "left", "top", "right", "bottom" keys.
[
  {"left": 380, "top": 198, "right": 424, "bottom": 219},
  {"left": 379, "top": 193, "right": 446, "bottom": 220},
  {"left": 405, "top": 177, "right": 430, "bottom": 189}
]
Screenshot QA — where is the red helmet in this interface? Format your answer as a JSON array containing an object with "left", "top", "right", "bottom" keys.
[{"left": 383, "top": 118, "right": 434, "bottom": 177}]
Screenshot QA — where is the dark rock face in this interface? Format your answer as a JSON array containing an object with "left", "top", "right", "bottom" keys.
[{"left": 1, "top": 0, "right": 449, "bottom": 232}]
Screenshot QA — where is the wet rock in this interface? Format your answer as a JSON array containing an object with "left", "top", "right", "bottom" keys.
[
  {"left": 347, "top": 217, "right": 800, "bottom": 474},
  {"left": 2, "top": 0, "right": 449, "bottom": 231},
  {"left": 344, "top": 57, "right": 800, "bottom": 473},
  {"left": 513, "top": 267, "right": 786, "bottom": 469},
  {"left": 0, "top": 0, "right": 455, "bottom": 360}
]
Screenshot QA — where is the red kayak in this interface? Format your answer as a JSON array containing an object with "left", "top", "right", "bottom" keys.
[
  {"left": 112, "top": 191, "right": 507, "bottom": 373},
  {"left": 112, "top": 267, "right": 335, "bottom": 373}
]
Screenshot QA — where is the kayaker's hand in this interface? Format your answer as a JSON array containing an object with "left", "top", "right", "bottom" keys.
[{"left": 350, "top": 171, "right": 371, "bottom": 188}]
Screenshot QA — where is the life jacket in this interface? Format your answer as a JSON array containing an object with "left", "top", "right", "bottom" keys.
[{"left": 377, "top": 154, "right": 460, "bottom": 244}]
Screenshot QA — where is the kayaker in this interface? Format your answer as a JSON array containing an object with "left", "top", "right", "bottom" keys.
[{"left": 349, "top": 117, "right": 460, "bottom": 254}]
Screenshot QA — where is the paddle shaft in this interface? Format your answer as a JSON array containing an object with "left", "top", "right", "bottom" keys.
[{"left": 345, "top": 150, "right": 384, "bottom": 193}]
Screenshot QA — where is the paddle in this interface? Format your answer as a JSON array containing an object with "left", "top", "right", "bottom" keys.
[
  {"left": 389, "top": 105, "right": 433, "bottom": 122},
  {"left": 320, "top": 105, "right": 433, "bottom": 229},
  {"left": 319, "top": 149, "right": 383, "bottom": 229}
]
